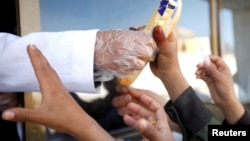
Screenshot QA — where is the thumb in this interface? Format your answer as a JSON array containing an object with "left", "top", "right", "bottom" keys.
[
  {"left": 136, "top": 119, "right": 158, "bottom": 141},
  {"left": 152, "top": 26, "right": 166, "bottom": 45},
  {"left": 203, "top": 59, "right": 221, "bottom": 78},
  {"left": 2, "top": 108, "right": 37, "bottom": 123}
]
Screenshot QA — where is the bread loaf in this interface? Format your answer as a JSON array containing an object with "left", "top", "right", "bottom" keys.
[{"left": 117, "top": 0, "right": 182, "bottom": 86}]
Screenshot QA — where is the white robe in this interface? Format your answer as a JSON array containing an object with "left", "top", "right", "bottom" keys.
[{"left": 0, "top": 29, "right": 99, "bottom": 93}]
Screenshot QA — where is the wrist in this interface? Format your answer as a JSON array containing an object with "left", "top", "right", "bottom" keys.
[
  {"left": 221, "top": 99, "right": 245, "bottom": 124},
  {"left": 160, "top": 71, "right": 189, "bottom": 101}
]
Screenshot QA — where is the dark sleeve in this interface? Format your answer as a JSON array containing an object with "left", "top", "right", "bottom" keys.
[
  {"left": 94, "top": 68, "right": 102, "bottom": 87},
  {"left": 222, "top": 109, "right": 250, "bottom": 125},
  {"left": 164, "top": 86, "right": 214, "bottom": 140}
]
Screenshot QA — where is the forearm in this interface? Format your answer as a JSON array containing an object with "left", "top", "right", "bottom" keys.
[
  {"left": 68, "top": 114, "right": 115, "bottom": 141},
  {"left": 220, "top": 99, "right": 245, "bottom": 124},
  {"left": 160, "top": 69, "right": 189, "bottom": 101}
]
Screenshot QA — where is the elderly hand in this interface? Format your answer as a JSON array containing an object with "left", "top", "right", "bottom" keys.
[{"left": 94, "top": 30, "right": 157, "bottom": 80}]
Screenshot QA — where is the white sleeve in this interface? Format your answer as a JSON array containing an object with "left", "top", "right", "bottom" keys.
[{"left": 0, "top": 29, "right": 99, "bottom": 93}]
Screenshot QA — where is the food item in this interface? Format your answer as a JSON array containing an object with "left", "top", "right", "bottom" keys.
[{"left": 117, "top": 0, "right": 182, "bottom": 86}]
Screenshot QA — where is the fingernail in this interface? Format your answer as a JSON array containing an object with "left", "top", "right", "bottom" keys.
[
  {"left": 31, "top": 44, "right": 37, "bottom": 49},
  {"left": 153, "top": 26, "right": 165, "bottom": 43},
  {"left": 2, "top": 111, "right": 14, "bottom": 120},
  {"left": 154, "top": 25, "right": 163, "bottom": 35}
]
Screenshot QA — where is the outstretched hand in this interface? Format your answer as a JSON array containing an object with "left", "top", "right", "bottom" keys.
[
  {"left": 1, "top": 44, "right": 114, "bottom": 141},
  {"left": 195, "top": 55, "right": 236, "bottom": 107},
  {"left": 195, "top": 55, "right": 245, "bottom": 124}
]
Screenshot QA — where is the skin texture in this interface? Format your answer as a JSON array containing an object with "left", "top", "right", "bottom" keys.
[{"left": 195, "top": 55, "right": 245, "bottom": 124}]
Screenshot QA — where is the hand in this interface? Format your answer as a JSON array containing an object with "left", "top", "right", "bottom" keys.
[
  {"left": 112, "top": 85, "right": 181, "bottom": 132},
  {"left": 150, "top": 26, "right": 189, "bottom": 101},
  {"left": 95, "top": 30, "right": 157, "bottom": 79},
  {"left": 195, "top": 55, "right": 245, "bottom": 124},
  {"left": 1, "top": 44, "right": 115, "bottom": 141},
  {"left": 129, "top": 25, "right": 180, "bottom": 78},
  {"left": 112, "top": 85, "right": 167, "bottom": 116},
  {"left": 123, "top": 94, "right": 175, "bottom": 141},
  {"left": 195, "top": 55, "right": 236, "bottom": 107}
]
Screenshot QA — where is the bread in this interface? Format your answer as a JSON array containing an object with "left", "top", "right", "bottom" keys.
[{"left": 117, "top": 0, "right": 182, "bottom": 86}]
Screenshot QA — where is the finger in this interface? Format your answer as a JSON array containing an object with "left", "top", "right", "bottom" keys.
[
  {"left": 152, "top": 26, "right": 166, "bottom": 44},
  {"left": 196, "top": 62, "right": 203, "bottom": 68},
  {"left": 112, "top": 94, "right": 131, "bottom": 107},
  {"left": 117, "top": 107, "right": 132, "bottom": 116},
  {"left": 152, "top": 26, "right": 177, "bottom": 60},
  {"left": 195, "top": 69, "right": 208, "bottom": 82},
  {"left": 127, "top": 87, "right": 144, "bottom": 99},
  {"left": 124, "top": 115, "right": 158, "bottom": 140},
  {"left": 195, "top": 67, "right": 206, "bottom": 77},
  {"left": 209, "top": 55, "right": 230, "bottom": 71},
  {"left": 136, "top": 120, "right": 158, "bottom": 140},
  {"left": 139, "top": 95, "right": 161, "bottom": 112},
  {"left": 153, "top": 26, "right": 176, "bottom": 47},
  {"left": 126, "top": 42, "right": 155, "bottom": 62},
  {"left": 137, "top": 25, "right": 146, "bottom": 31},
  {"left": 129, "top": 27, "right": 137, "bottom": 31},
  {"left": 136, "top": 95, "right": 165, "bottom": 123},
  {"left": 129, "top": 89, "right": 167, "bottom": 107},
  {"left": 27, "top": 44, "right": 67, "bottom": 94},
  {"left": 107, "top": 59, "right": 145, "bottom": 76},
  {"left": 120, "top": 59, "right": 146, "bottom": 73},
  {"left": 123, "top": 115, "right": 148, "bottom": 132},
  {"left": 129, "top": 25, "right": 146, "bottom": 31},
  {"left": 116, "top": 85, "right": 129, "bottom": 94},
  {"left": 127, "top": 102, "right": 154, "bottom": 121},
  {"left": 202, "top": 56, "right": 222, "bottom": 78},
  {"left": 123, "top": 114, "right": 137, "bottom": 127},
  {"left": 2, "top": 108, "right": 40, "bottom": 123}
]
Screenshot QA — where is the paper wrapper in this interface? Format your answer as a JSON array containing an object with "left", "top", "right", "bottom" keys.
[{"left": 117, "top": 0, "right": 182, "bottom": 86}]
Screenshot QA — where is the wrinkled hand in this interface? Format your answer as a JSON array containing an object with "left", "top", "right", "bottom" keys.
[
  {"left": 95, "top": 30, "right": 157, "bottom": 79},
  {"left": 123, "top": 94, "right": 174, "bottom": 141}
]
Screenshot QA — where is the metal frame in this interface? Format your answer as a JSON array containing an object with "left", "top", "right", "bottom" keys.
[
  {"left": 209, "top": 0, "right": 221, "bottom": 56},
  {"left": 18, "top": 0, "right": 46, "bottom": 141}
]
